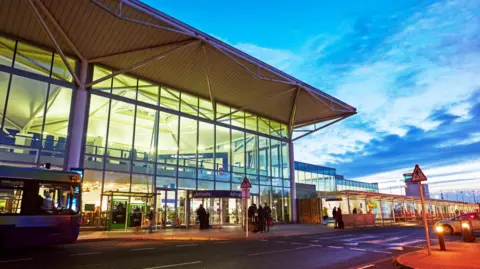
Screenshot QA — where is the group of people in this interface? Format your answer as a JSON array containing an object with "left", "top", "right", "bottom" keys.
[
  {"left": 321, "top": 206, "right": 344, "bottom": 229},
  {"left": 196, "top": 204, "right": 211, "bottom": 229},
  {"left": 248, "top": 203, "right": 272, "bottom": 233}
]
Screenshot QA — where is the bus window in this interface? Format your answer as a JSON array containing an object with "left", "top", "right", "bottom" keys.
[
  {"left": 38, "top": 183, "right": 74, "bottom": 214},
  {"left": 0, "top": 179, "right": 24, "bottom": 214}
]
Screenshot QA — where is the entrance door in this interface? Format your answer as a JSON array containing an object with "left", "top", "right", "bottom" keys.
[
  {"left": 156, "top": 189, "right": 176, "bottom": 227},
  {"left": 110, "top": 199, "right": 128, "bottom": 230}
]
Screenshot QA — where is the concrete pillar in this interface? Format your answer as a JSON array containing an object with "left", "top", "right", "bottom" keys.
[
  {"left": 346, "top": 194, "right": 351, "bottom": 214},
  {"left": 288, "top": 141, "right": 297, "bottom": 223},
  {"left": 65, "top": 60, "right": 91, "bottom": 170}
]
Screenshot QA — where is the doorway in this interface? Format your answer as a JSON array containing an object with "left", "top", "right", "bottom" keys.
[
  {"left": 156, "top": 189, "right": 176, "bottom": 227},
  {"left": 102, "top": 191, "right": 154, "bottom": 230}
]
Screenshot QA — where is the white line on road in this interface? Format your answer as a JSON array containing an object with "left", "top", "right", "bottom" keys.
[
  {"left": 131, "top": 248, "right": 155, "bottom": 251},
  {"left": 176, "top": 244, "right": 198, "bottom": 247},
  {"left": 328, "top": 246, "right": 343, "bottom": 249},
  {"left": 390, "top": 239, "right": 425, "bottom": 246},
  {"left": 350, "top": 248, "right": 367, "bottom": 252},
  {"left": 0, "top": 258, "right": 33, "bottom": 263},
  {"left": 342, "top": 236, "right": 376, "bottom": 242},
  {"left": 309, "top": 244, "right": 323, "bottom": 247},
  {"left": 248, "top": 246, "right": 312, "bottom": 256},
  {"left": 290, "top": 242, "right": 302, "bottom": 245},
  {"left": 70, "top": 252, "right": 102, "bottom": 256},
  {"left": 276, "top": 241, "right": 287, "bottom": 243},
  {"left": 388, "top": 246, "right": 404, "bottom": 251},
  {"left": 143, "top": 261, "right": 203, "bottom": 269},
  {"left": 355, "top": 264, "right": 375, "bottom": 269},
  {"left": 344, "top": 242, "right": 359, "bottom": 246},
  {"left": 373, "top": 250, "right": 393, "bottom": 254},
  {"left": 367, "top": 236, "right": 405, "bottom": 244},
  {"left": 310, "top": 240, "right": 319, "bottom": 243}
]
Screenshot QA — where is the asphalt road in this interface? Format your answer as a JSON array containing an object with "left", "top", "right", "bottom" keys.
[{"left": 0, "top": 226, "right": 463, "bottom": 269}]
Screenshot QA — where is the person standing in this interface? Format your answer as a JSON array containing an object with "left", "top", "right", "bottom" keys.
[
  {"left": 258, "top": 205, "right": 265, "bottom": 233},
  {"left": 332, "top": 207, "right": 337, "bottom": 228},
  {"left": 352, "top": 208, "right": 357, "bottom": 214},
  {"left": 147, "top": 208, "right": 154, "bottom": 233},
  {"left": 196, "top": 204, "right": 206, "bottom": 230},
  {"left": 322, "top": 207, "right": 329, "bottom": 225},
  {"left": 336, "top": 207, "right": 344, "bottom": 229},
  {"left": 264, "top": 203, "right": 272, "bottom": 232}
]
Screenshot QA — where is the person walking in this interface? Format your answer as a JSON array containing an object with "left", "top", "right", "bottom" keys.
[
  {"left": 248, "top": 203, "right": 257, "bottom": 232},
  {"left": 352, "top": 208, "right": 357, "bottom": 214},
  {"left": 332, "top": 207, "right": 337, "bottom": 228},
  {"left": 264, "top": 203, "right": 272, "bottom": 232},
  {"left": 258, "top": 205, "right": 265, "bottom": 233},
  {"left": 196, "top": 204, "right": 206, "bottom": 230},
  {"left": 322, "top": 207, "right": 329, "bottom": 225},
  {"left": 336, "top": 207, "right": 344, "bottom": 229},
  {"left": 147, "top": 208, "right": 154, "bottom": 233}
]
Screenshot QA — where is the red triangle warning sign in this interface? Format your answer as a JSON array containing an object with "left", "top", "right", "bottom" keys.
[
  {"left": 411, "top": 164, "right": 427, "bottom": 182},
  {"left": 240, "top": 177, "right": 252, "bottom": 189}
]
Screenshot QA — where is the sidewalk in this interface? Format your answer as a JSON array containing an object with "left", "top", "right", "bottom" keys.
[
  {"left": 395, "top": 242, "right": 480, "bottom": 269},
  {"left": 78, "top": 224, "right": 338, "bottom": 242}
]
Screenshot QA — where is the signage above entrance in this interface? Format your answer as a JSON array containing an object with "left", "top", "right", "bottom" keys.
[
  {"left": 191, "top": 190, "right": 242, "bottom": 199},
  {"left": 240, "top": 177, "right": 252, "bottom": 189}
]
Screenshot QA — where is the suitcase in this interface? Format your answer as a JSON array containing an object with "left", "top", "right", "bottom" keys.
[
  {"left": 338, "top": 221, "right": 345, "bottom": 229},
  {"left": 249, "top": 223, "right": 256, "bottom": 232}
]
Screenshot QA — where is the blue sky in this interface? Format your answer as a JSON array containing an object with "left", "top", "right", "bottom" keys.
[{"left": 145, "top": 0, "right": 480, "bottom": 201}]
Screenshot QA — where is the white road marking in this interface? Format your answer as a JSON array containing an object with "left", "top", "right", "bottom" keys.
[
  {"left": 350, "top": 248, "right": 367, "bottom": 252},
  {"left": 342, "top": 236, "right": 376, "bottom": 242},
  {"left": 328, "top": 246, "right": 343, "bottom": 249},
  {"left": 373, "top": 250, "right": 393, "bottom": 254},
  {"left": 390, "top": 239, "right": 425, "bottom": 246},
  {"left": 131, "top": 247, "right": 155, "bottom": 251},
  {"left": 355, "top": 264, "right": 375, "bottom": 269},
  {"left": 248, "top": 246, "right": 312, "bottom": 256},
  {"left": 290, "top": 242, "right": 302, "bottom": 245},
  {"left": 176, "top": 244, "right": 198, "bottom": 247},
  {"left": 0, "top": 258, "right": 33, "bottom": 263},
  {"left": 388, "top": 246, "right": 404, "bottom": 251},
  {"left": 310, "top": 239, "right": 319, "bottom": 243},
  {"left": 344, "top": 242, "right": 359, "bottom": 246},
  {"left": 276, "top": 241, "right": 287, "bottom": 243},
  {"left": 310, "top": 244, "right": 323, "bottom": 247},
  {"left": 367, "top": 236, "right": 405, "bottom": 244},
  {"left": 143, "top": 261, "right": 203, "bottom": 269},
  {"left": 70, "top": 252, "right": 102, "bottom": 256}
]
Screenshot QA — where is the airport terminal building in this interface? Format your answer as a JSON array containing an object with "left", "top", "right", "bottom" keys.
[{"left": 0, "top": 0, "right": 359, "bottom": 228}]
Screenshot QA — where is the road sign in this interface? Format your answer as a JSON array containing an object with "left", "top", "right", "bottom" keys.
[
  {"left": 411, "top": 164, "right": 427, "bottom": 182},
  {"left": 240, "top": 177, "right": 252, "bottom": 189}
]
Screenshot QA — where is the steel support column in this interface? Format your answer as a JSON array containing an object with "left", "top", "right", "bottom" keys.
[
  {"left": 288, "top": 141, "right": 297, "bottom": 223},
  {"left": 65, "top": 61, "right": 90, "bottom": 169}
]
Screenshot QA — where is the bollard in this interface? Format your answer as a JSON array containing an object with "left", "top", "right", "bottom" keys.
[
  {"left": 461, "top": 221, "right": 476, "bottom": 242},
  {"left": 435, "top": 226, "right": 446, "bottom": 251}
]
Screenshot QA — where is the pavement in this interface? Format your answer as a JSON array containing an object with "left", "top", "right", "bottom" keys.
[
  {"left": 0, "top": 226, "right": 464, "bottom": 269},
  {"left": 395, "top": 241, "right": 480, "bottom": 269}
]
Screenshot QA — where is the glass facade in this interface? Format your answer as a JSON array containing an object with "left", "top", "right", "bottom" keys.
[{"left": 294, "top": 161, "right": 379, "bottom": 193}]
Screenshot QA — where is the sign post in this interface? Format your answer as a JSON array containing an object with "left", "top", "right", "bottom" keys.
[
  {"left": 241, "top": 177, "right": 252, "bottom": 238},
  {"left": 408, "top": 164, "right": 431, "bottom": 255}
]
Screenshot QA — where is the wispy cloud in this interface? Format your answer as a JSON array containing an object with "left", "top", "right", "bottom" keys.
[{"left": 436, "top": 132, "right": 480, "bottom": 148}]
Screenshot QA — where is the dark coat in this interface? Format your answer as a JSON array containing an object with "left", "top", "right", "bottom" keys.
[{"left": 335, "top": 208, "right": 343, "bottom": 222}]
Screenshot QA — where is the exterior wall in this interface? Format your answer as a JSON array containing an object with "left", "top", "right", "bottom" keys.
[
  {"left": 0, "top": 34, "right": 295, "bottom": 226},
  {"left": 405, "top": 182, "right": 430, "bottom": 199}
]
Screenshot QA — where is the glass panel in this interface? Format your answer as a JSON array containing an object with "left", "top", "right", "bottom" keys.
[
  {"left": 270, "top": 120, "right": 282, "bottom": 137},
  {"left": 273, "top": 178, "right": 283, "bottom": 187},
  {"left": 282, "top": 141, "right": 290, "bottom": 179},
  {"left": 231, "top": 110, "right": 244, "bottom": 128},
  {"left": 156, "top": 176, "right": 176, "bottom": 189},
  {"left": 178, "top": 166, "right": 196, "bottom": 179},
  {"left": 112, "top": 74, "right": 137, "bottom": 100},
  {"left": 132, "top": 161, "right": 154, "bottom": 175},
  {"left": 198, "top": 98, "right": 214, "bottom": 120},
  {"left": 160, "top": 86, "right": 179, "bottom": 111},
  {"left": 260, "top": 186, "right": 271, "bottom": 206},
  {"left": 259, "top": 136, "right": 269, "bottom": 176},
  {"left": 51, "top": 54, "right": 75, "bottom": 82},
  {"left": 0, "top": 36, "right": 15, "bottom": 67},
  {"left": 231, "top": 129, "right": 244, "bottom": 173},
  {"left": 246, "top": 133, "right": 257, "bottom": 175},
  {"left": 179, "top": 117, "right": 197, "bottom": 167},
  {"left": 215, "top": 181, "right": 230, "bottom": 191},
  {"left": 137, "top": 81, "right": 159, "bottom": 105},
  {"left": 0, "top": 179, "right": 23, "bottom": 214},
  {"left": 198, "top": 180, "right": 214, "bottom": 190},
  {"left": 180, "top": 92, "right": 198, "bottom": 116},
  {"left": 216, "top": 103, "right": 230, "bottom": 124},
  {"left": 280, "top": 124, "right": 288, "bottom": 139},
  {"left": 245, "top": 112, "right": 257, "bottom": 132},
  {"left": 156, "top": 164, "right": 177, "bottom": 177},
  {"left": 232, "top": 173, "right": 244, "bottom": 183},
  {"left": 178, "top": 178, "right": 195, "bottom": 189},
  {"left": 258, "top": 117, "right": 270, "bottom": 134},
  {"left": 133, "top": 106, "right": 157, "bottom": 162},
  {"left": 0, "top": 71, "right": 10, "bottom": 129},
  {"left": 92, "top": 66, "right": 112, "bottom": 90},
  {"left": 14, "top": 42, "right": 52, "bottom": 77},
  {"left": 215, "top": 126, "right": 230, "bottom": 173},
  {"left": 106, "top": 101, "right": 135, "bottom": 172},
  {"left": 85, "top": 95, "right": 110, "bottom": 156},
  {"left": 103, "top": 171, "right": 130, "bottom": 192},
  {"left": 131, "top": 174, "right": 153, "bottom": 193},
  {"left": 81, "top": 170, "right": 102, "bottom": 225},
  {"left": 158, "top": 112, "right": 178, "bottom": 164},
  {"left": 198, "top": 169, "right": 214, "bottom": 180},
  {"left": 271, "top": 139, "right": 281, "bottom": 178},
  {"left": 40, "top": 85, "right": 72, "bottom": 154},
  {"left": 198, "top": 121, "right": 214, "bottom": 169}
]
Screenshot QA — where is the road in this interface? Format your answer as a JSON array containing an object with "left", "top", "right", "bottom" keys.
[{"left": 0, "top": 226, "right": 462, "bottom": 269}]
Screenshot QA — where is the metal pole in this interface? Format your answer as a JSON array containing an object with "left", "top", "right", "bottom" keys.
[
  {"left": 347, "top": 194, "right": 351, "bottom": 214},
  {"left": 245, "top": 197, "right": 248, "bottom": 238},
  {"left": 392, "top": 200, "right": 396, "bottom": 223},
  {"left": 419, "top": 183, "right": 431, "bottom": 255}
]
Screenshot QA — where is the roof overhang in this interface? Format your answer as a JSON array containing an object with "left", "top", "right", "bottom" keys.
[{"left": 0, "top": 0, "right": 356, "bottom": 137}]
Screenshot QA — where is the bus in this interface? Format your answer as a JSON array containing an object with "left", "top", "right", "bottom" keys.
[{"left": 0, "top": 165, "right": 82, "bottom": 248}]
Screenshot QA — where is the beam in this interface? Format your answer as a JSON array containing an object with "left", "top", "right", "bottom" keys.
[
  {"left": 86, "top": 40, "right": 199, "bottom": 88},
  {"left": 88, "top": 39, "right": 196, "bottom": 63},
  {"left": 33, "top": 0, "right": 85, "bottom": 62},
  {"left": 288, "top": 88, "right": 300, "bottom": 139},
  {"left": 202, "top": 43, "right": 215, "bottom": 116},
  {"left": 293, "top": 113, "right": 355, "bottom": 129},
  {"left": 216, "top": 86, "right": 297, "bottom": 121},
  {"left": 292, "top": 113, "right": 355, "bottom": 142},
  {"left": 27, "top": 0, "right": 81, "bottom": 86}
]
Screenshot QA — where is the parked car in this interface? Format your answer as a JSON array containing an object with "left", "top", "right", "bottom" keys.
[{"left": 435, "top": 212, "right": 480, "bottom": 235}]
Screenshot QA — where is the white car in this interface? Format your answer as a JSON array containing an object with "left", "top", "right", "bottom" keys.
[{"left": 435, "top": 212, "right": 480, "bottom": 235}]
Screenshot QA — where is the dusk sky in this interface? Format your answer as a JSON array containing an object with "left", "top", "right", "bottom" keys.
[{"left": 145, "top": 0, "right": 480, "bottom": 201}]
